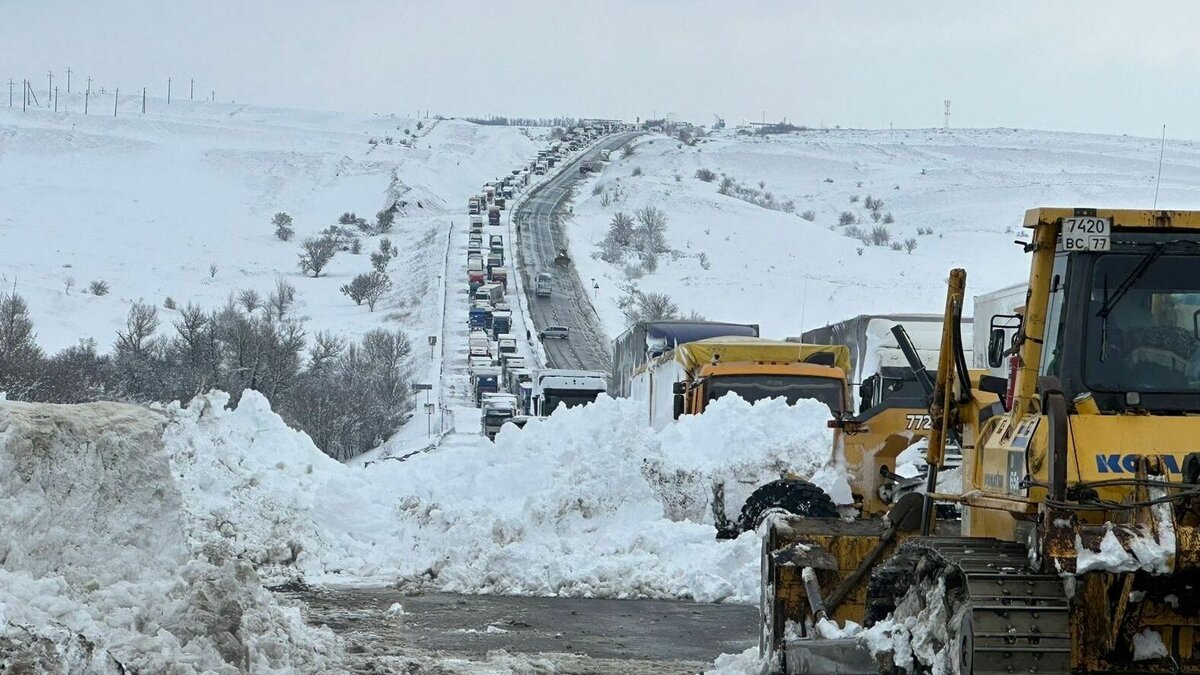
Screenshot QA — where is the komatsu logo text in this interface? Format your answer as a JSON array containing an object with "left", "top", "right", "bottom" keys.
[{"left": 1095, "top": 454, "right": 1183, "bottom": 474}]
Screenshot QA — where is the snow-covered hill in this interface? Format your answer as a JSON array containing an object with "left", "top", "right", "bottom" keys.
[
  {"left": 0, "top": 96, "right": 538, "bottom": 352},
  {"left": 570, "top": 127, "right": 1200, "bottom": 340}
]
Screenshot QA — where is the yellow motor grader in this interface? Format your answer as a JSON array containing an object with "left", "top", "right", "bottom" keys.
[{"left": 762, "top": 208, "right": 1200, "bottom": 674}]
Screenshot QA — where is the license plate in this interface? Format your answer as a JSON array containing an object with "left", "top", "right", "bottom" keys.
[{"left": 1060, "top": 216, "right": 1111, "bottom": 251}]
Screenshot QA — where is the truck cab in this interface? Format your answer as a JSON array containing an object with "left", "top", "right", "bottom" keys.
[
  {"left": 679, "top": 359, "right": 849, "bottom": 419},
  {"left": 480, "top": 393, "right": 519, "bottom": 439}
]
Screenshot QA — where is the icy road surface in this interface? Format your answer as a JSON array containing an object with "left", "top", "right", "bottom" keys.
[{"left": 281, "top": 587, "right": 756, "bottom": 674}]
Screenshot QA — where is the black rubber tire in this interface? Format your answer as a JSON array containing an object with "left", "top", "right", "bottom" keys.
[{"left": 736, "top": 478, "right": 838, "bottom": 533}]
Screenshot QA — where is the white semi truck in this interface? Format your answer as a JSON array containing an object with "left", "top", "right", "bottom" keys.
[
  {"left": 531, "top": 370, "right": 607, "bottom": 417},
  {"left": 480, "top": 393, "right": 519, "bottom": 439},
  {"left": 798, "top": 313, "right": 974, "bottom": 414}
]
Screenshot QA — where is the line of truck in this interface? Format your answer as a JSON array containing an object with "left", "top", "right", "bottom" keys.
[{"left": 464, "top": 124, "right": 632, "bottom": 438}]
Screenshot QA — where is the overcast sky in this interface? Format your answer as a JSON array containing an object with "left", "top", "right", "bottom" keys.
[{"left": 4, "top": 1, "right": 1199, "bottom": 138}]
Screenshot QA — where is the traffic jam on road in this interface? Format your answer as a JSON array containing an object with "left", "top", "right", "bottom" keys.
[{"left": 466, "top": 122, "right": 629, "bottom": 439}]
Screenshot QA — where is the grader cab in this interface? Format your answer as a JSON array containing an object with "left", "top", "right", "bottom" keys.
[{"left": 762, "top": 208, "right": 1200, "bottom": 674}]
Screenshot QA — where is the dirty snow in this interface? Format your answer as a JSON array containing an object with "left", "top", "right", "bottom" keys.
[{"left": 0, "top": 399, "right": 342, "bottom": 673}]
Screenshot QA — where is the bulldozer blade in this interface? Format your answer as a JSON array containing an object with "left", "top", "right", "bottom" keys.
[{"left": 784, "top": 638, "right": 877, "bottom": 674}]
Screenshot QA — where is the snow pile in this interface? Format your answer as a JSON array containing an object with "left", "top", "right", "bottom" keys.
[
  {"left": 704, "top": 645, "right": 766, "bottom": 675},
  {"left": 645, "top": 395, "right": 847, "bottom": 522},
  {"left": 0, "top": 399, "right": 341, "bottom": 673},
  {"left": 1075, "top": 485, "right": 1176, "bottom": 575},
  {"left": 162, "top": 390, "right": 845, "bottom": 603},
  {"left": 1133, "top": 628, "right": 1169, "bottom": 661}
]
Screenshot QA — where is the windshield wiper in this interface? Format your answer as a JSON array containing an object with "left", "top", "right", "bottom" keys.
[{"left": 1096, "top": 244, "right": 1165, "bottom": 320}]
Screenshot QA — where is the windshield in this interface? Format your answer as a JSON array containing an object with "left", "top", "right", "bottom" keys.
[
  {"left": 543, "top": 389, "right": 602, "bottom": 415},
  {"left": 1084, "top": 253, "right": 1200, "bottom": 393},
  {"left": 706, "top": 375, "right": 845, "bottom": 413}
]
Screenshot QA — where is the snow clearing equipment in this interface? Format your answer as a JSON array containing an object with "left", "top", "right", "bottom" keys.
[{"left": 762, "top": 208, "right": 1200, "bottom": 674}]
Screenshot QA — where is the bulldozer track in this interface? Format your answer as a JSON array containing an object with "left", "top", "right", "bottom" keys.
[{"left": 907, "top": 538, "right": 1071, "bottom": 675}]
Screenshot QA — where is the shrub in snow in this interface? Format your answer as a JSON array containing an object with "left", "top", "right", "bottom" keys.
[
  {"left": 350, "top": 237, "right": 362, "bottom": 255},
  {"left": 871, "top": 210, "right": 883, "bottom": 223},
  {"left": 63, "top": 276, "right": 75, "bottom": 294},
  {"left": 341, "top": 271, "right": 392, "bottom": 311},
  {"left": 267, "top": 278, "right": 297, "bottom": 320},
  {"left": 695, "top": 168, "right": 717, "bottom": 182},
  {"left": 864, "top": 195, "right": 883, "bottom": 212},
  {"left": 237, "top": 288, "right": 261, "bottom": 313},
  {"left": 592, "top": 183, "right": 603, "bottom": 196},
  {"left": 297, "top": 236, "right": 337, "bottom": 277},
  {"left": 208, "top": 263, "right": 218, "bottom": 278},
  {"left": 621, "top": 142, "right": 635, "bottom": 157},
  {"left": 844, "top": 224, "right": 866, "bottom": 240},
  {"left": 718, "top": 176, "right": 735, "bottom": 195},
  {"left": 839, "top": 211, "right": 857, "bottom": 226},
  {"left": 868, "top": 225, "right": 892, "bottom": 246},
  {"left": 375, "top": 207, "right": 396, "bottom": 234},
  {"left": 849, "top": 194, "right": 860, "bottom": 204},
  {"left": 857, "top": 247, "right": 864, "bottom": 256},
  {"left": 272, "top": 212, "right": 294, "bottom": 241},
  {"left": 622, "top": 289, "right": 679, "bottom": 324},
  {"left": 632, "top": 166, "right": 643, "bottom": 177},
  {"left": 698, "top": 252, "right": 711, "bottom": 270},
  {"left": 800, "top": 210, "right": 816, "bottom": 222},
  {"left": 88, "top": 279, "right": 110, "bottom": 296},
  {"left": 163, "top": 296, "right": 177, "bottom": 310},
  {"left": 904, "top": 237, "right": 918, "bottom": 253},
  {"left": 370, "top": 237, "right": 399, "bottom": 272},
  {"left": 883, "top": 211, "right": 895, "bottom": 224},
  {"left": 890, "top": 241, "right": 903, "bottom": 251}
]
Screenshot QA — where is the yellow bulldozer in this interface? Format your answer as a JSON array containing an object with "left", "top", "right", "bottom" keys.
[{"left": 762, "top": 208, "right": 1200, "bottom": 674}]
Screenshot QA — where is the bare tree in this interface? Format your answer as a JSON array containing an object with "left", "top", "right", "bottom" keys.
[
  {"left": 115, "top": 302, "right": 160, "bottom": 355},
  {"left": 237, "top": 289, "right": 262, "bottom": 313},
  {"left": 0, "top": 292, "right": 44, "bottom": 398},
  {"left": 298, "top": 236, "right": 338, "bottom": 277},
  {"left": 267, "top": 278, "right": 297, "bottom": 320},
  {"left": 272, "top": 212, "right": 294, "bottom": 241}
]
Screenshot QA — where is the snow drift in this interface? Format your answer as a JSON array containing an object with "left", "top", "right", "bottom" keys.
[
  {"left": 164, "top": 390, "right": 839, "bottom": 604},
  {"left": 0, "top": 399, "right": 341, "bottom": 673}
]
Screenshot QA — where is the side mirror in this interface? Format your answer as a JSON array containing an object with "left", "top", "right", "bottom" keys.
[
  {"left": 987, "top": 328, "right": 1007, "bottom": 368},
  {"left": 672, "top": 381, "right": 686, "bottom": 420}
]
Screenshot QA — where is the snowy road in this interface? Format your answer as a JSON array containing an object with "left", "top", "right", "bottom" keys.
[
  {"left": 282, "top": 587, "right": 756, "bottom": 674},
  {"left": 514, "top": 132, "right": 641, "bottom": 370}
]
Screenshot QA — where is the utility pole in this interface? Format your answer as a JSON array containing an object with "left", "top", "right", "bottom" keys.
[
  {"left": 167, "top": 77, "right": 171, "bottom": 104},
  {"left": 141, "top": 87, "right": 146, "bottom": 113},
  {"left": 47, "top": 70, "right": 53, "bottom": 104},
  {"left": 84, "top": 85, "right": 90, "bottom": 114},
  {"left": 22, "top": 80, "right": 26, "bottom": 112},
  {"left": 190, "top": 78, "right": 194, "bottom": 100},
  {"left": 53, "top": 86, "right": 58, "bottom": 112},
  {"left": 114, "top": 87, "right": 119, "bottom": 117},
  {"left": 210, "top": 89, "right": 215, "bottom": 102},
  {"left": 7, "top": 80, "right": 12, "bottom": 107},
  {"left": 66, "top": 67, "right": 72, "bottom": 93}
]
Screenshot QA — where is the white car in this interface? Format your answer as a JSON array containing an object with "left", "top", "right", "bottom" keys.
[{"left": 538, "top": 325, "right": 569, "bottom": 340}]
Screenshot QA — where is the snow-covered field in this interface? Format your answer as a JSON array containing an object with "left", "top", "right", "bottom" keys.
[{"left": 570, "top": 127, "right": 1200, "bottom": 340}]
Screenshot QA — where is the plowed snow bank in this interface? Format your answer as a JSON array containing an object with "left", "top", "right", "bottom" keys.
[
  {"left": 163, "top": 391, "right": 838, "bottom": 604},
  {"left": 0, "top": 399, "right": 341, "bottom": 674}
]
